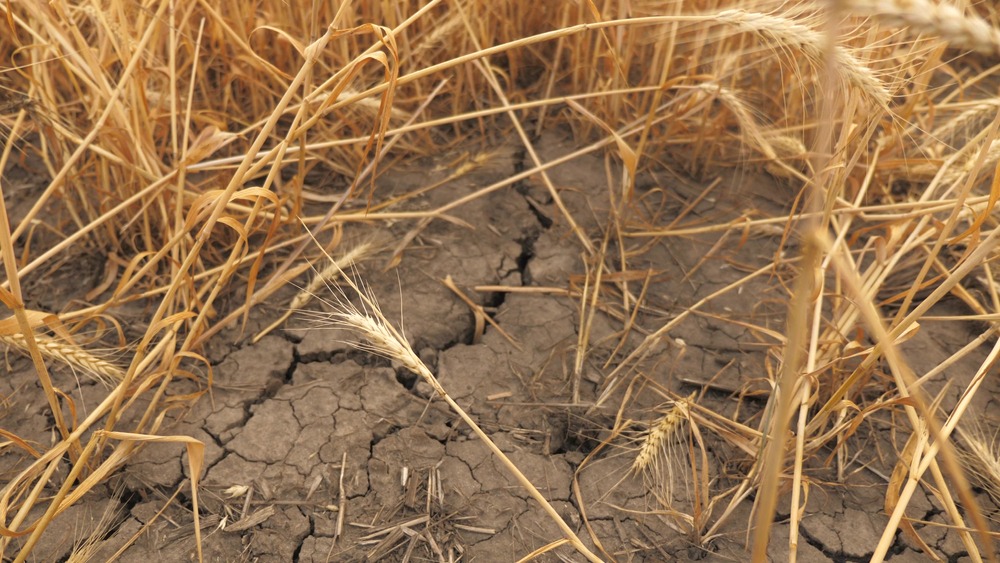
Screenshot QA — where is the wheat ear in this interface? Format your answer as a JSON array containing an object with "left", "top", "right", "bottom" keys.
[
  {"left": 845, "top": 0, "right": 1000, "bottom": 56},
  {"left": 957, "top": 422, "right": 1000, "bottom": 508},
  {"left": 1, "top": 334, "right": 124, "bottom": 386},
  {"left": 927, "top": 99, "right": 1000, "bottom": 151},
  {"left": 253, "top": 241, "right": 374, "bottom": 343},
  {"left": 942, "top": 138, "right": 1000, "bottom": 185},
  {"left": 632, "top": 395, "right": 693, "bottom": 508},
  {"left": 633, "top": 397, "right": 690, "bottom": 474},
  {"left": 716, "top": 9, "right": 891, "bottom": 109}
]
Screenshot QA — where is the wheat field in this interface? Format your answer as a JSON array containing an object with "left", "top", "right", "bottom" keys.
[{"left": 3, "top": 0, "right": 1000, "bottom": 561}]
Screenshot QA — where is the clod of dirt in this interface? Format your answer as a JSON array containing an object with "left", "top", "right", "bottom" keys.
[
  {"left": 528, "top": 229, "right": 583, "bottom": 286},
  {"left": 294, "top": 324, "right": 355, "bottom": 362},
  {"left": 769, "top": 523, "right": 832, "bottom": 563},
  {"left": 193, "top": 335, "right": 295, "bottom": 440},
  {"left": 242, "top": 506, "right": 311, "bottom": 561}
]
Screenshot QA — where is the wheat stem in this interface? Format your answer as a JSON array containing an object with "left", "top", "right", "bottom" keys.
[{"left": 325, "top": 279, "right": 602, "bottom": 563}]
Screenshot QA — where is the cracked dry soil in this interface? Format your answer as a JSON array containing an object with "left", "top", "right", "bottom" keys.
[{"left": 5, "top": 131, "right": 1000, "bottom": 562}]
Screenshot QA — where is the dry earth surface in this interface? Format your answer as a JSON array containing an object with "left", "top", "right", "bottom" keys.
[{"left": 4, "top": 131, "right": 999, "bottom": 561}]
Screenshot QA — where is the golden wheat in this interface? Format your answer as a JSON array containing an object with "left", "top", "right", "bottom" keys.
[
  {"left": 764, "top": 133, "right": 810, "bottom": 178},
  {"left": 697, "top": 83, "right": 778, "bottom": 161},
  {"left": 322, "top": 273, "right": 603, "bottom": 562},
  {"left": 927, "top": 99, "right": 1000, "bottom": 151},
  {"left": 253, "top": 240, "right": 374, "bottom": 342},
  {"left": 1, "top": 334, "right": 124, "bottom": 386},
  {"left": 957, "top": 422, "right": 1000, "bottom": 508},
  {"left": 716, "top": 9, "right": 891, "bottom": 109},
  {"left": 942, "top": 138, "right": 1000, "bottom": 185},
  {"left": 633, "top": 398, "right": 691, "bottom": 475},
  {"left": 846, "top": 0, "right": 1000, "bottom": 56}
]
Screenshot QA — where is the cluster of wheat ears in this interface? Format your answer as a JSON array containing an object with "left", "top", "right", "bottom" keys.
[{"left": 3, "top": 0, "right": 1000, "bottom": 561}]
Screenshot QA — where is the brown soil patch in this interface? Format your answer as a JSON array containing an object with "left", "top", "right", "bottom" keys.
[{"left": 5, "top": 132, "right": 997, "bottom": 562}]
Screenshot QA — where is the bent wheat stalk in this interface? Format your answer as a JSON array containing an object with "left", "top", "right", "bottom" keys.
[{"left": 316, "top": 267, "right": 602, "bottom": 563}]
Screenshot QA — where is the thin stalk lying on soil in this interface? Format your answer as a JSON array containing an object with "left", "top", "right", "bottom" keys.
[{"left": 316, "top": 264, "right": 603, "bottom": 563}]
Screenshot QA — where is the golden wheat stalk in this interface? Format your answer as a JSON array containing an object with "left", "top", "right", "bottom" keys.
[
  {"left": 845, "top": 0, "right": 1000, "bottom": 56},
  {"left": 317, "top": 269, "right": 603, "bottom": 563},
  {"left": 0, "top": 334, "right": 124, "bottom": 386}
]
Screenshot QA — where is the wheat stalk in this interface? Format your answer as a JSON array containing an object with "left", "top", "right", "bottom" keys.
[
  {"left": 316, "top": 269, "right": 603, "bottom": 563},
  {"left": 845, "top": 0, "right": 1000, "bottom": 56}
]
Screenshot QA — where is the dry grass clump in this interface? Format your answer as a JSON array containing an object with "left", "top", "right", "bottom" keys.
[{"left": 3, "top": 0, "right": 1000, "bottom": 560}]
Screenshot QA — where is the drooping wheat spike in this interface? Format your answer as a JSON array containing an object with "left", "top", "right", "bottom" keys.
[
  {"left": 65, "top": 484, "right": 128, "bottom": 563},
  {"left": 412, "top": 13, "right": 462, "bottom": 60},
  {"left": 697, "top": 83, "right": 777, "bottom": 161},
  {"left": 926, "top": 98, "right": 1000, "bottom": 151},
  {"left": 765, "top": 133, "right": 810, "bottom": 178},
  {"left": 0, "top": 334, "right": 124, "bottom": 386},
  {"left": 633, "top": 395, "right": 692, "bottom": 474},
  {"left": 695, "top": 84, "right": 811, "bottom": 178},
  {"left": 253, "top": 241, "right": 374, "bottom": 342},
  {"left": 340, "top": 311, "right": 425, "bottom": 376},
  {"left": 632, "top": 394, "right": 695, "bottom": 508},
  {"left": 957, "top": 422, "right": 1000, "bottom": 508},
  {"left": 717, "top": 9, "right": 892, "bottom": 110},
  {"left": 845, "top": 0, "right": 1000, "bottom": 57},
  {"left": 942, "top": 138, "right": 1000, "bottom": 185}
]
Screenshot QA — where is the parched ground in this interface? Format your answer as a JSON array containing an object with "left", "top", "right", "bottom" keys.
[{"left": 4, "top": 131, "right": 999, "bottom": 561}]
